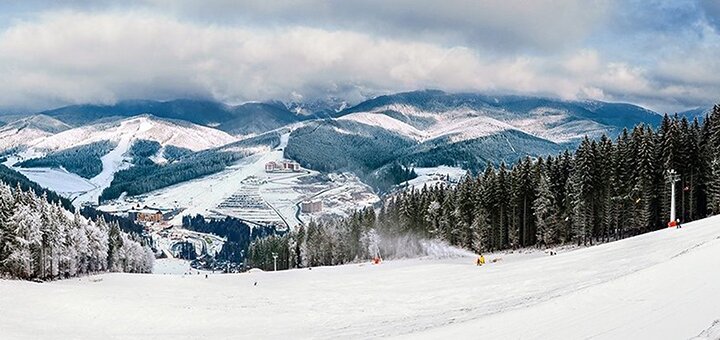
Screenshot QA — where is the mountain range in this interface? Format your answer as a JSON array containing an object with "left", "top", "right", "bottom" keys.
[{"left": 1, "top": 89, "right": 708, "bottom": 200}]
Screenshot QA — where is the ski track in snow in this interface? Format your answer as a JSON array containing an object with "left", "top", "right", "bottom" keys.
[
  {"left": 2, "top": 215, "right": 720, "bottom": 339},
  {"left": 74, "top": 134, "right": 132, "bottom": 206}
]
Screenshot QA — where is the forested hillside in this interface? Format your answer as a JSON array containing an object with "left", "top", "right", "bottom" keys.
[
  {"left": 16, "top": 140, "right": 117, "bottom": 179},
  {"left": 0, "top": 182, "right": 154, "bottom": 280},
  {"left": 251, "top": 106, "right": 720, "bottom": 268},
  {"left": 286, "top": 118, "right": 566, "bottom": 191},
  {"left": 285, "top": 119, "right": 415, "bottom": 173},
  {"left": 398, "top": 130, "right": 565, "bottom": 173},
  {"left": 182, "top": 215, "right": 283, "bottom": 266},
  {"left": 100, "top": 132, "right": 281, "bottom": 201}
]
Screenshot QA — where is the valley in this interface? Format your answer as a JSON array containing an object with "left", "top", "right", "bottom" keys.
[{"left": 97, "top": 132, "right": 379, "bottom": 229}]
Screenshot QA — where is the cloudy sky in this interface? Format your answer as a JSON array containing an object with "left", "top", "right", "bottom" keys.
[{"left": 0, "top": 0, "right": 718, "bottom": 113}]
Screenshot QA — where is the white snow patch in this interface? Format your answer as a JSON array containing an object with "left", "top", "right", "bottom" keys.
[
  {"left": 14, "top": 167, "right": 94, "bottom": 196},
  {"left": 339, "top": 112, "right": 425, "bottom": 139},
  {"left": 152, "top": 259, "right": 214, "bottom": 275}
]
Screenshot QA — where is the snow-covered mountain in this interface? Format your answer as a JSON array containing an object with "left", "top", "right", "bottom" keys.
[
  {"left": 286, "top": 97, "right": 350, "bottom": 117},
  {"left": 1, "top": 90, "right": 670, "bottom": 202},
  {"left": 678, "top": 106, "right": 713, "bottom": 121},
  {"left": 336, "top": 90, "right": 662, "bottom": 144},
  {"left": 6, "top": 115, "right": 240, "bottom": 205},
  {"left": 0, "top": 114, "right": 71, "bottom": 152},
  {"left": 40, "top": 99, "right": 308, "bottom": 136},
  {"left": 30, "top": 114, "right": 237, "bottom": 152},
  {"left": 283, "top": 90, "right": 664, "bottom": 190}
]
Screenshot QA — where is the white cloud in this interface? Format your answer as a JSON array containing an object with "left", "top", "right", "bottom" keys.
[{"left": 0, "top": 7, "right": 717, "bottom": 113}]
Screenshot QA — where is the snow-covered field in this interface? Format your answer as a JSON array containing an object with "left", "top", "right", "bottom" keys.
[
  {"left": 2, "top": 215, "right": 720, "bottom": 339},
  {"left": 13, "top": 167, "right": 95, "bottom": 196}
]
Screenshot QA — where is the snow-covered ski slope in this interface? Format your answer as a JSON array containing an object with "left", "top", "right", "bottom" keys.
[{"left": 2, "top": 215, "right": 720, "bottom": 339}]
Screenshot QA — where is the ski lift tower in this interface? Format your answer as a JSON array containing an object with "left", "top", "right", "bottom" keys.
[{"left": 667, "top": 169, "right": 680, "bottom": 224}]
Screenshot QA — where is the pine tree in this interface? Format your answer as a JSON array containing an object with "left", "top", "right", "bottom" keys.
[
  {"left": 0, "top": 182, "right": 16, "bottom": 267},
  {"left": 570, "top": 138, "right": 597, "bottom": 245},
  {"left": 709, "top": 158, "right": 720, "bottom": 214},
  {"left": 534, "top": 172, "right": 558, "bottom": 246},
  {"left": 632, "top": 126, "right": 657, "bottom": 233},
  {"left": 470, "top": 205, "right": 490, "bottom": 252}
]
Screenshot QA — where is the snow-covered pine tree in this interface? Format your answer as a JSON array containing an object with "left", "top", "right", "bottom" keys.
[
  {"left": 494, "top": 163, "right": 510, "bottom": 248},
  {"left": 709, "top": 158, "right": 720, "bottom": 214},
  {"left": 631, "top": 125, "right": 658, "bottom": 233},
  {"left": 534, "top": 171, "right": 558, "bottom": 247},
  {"left": 706, "top": 105, "right": 720, "bottom": 214},
  {"left": 7, "top": 198, "right": 42, "bottom": 279},
  {"left": 470, "top": 204, "right": 490, "bottom": 252},
  {"left": 0, "top": 182, "right": 16, "bottom": 268},
  {"left": 570, "top": 138, "right": 597, "bottom": 245}
]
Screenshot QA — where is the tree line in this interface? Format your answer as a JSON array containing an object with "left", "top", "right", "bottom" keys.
[
  {"left": 182, "top": 215, "right": 283, "bottom": 265},
  {"left": 247, "top": 106, "right": 720, "bottom": 268},
  {"left": 0, "top": 181, "right": 154, "bottom": 280},
  {"left": 17, "top": 140, "right": 116, "bottom": 179}
]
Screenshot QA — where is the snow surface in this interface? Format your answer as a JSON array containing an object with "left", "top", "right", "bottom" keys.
[
  {"left": 2, "top": 215, "right": 720, "bottom": 339},
  {"left": 405, "top": 166, "right": 468, "bottom": 189},
  {"left": 152, "top": 258, "right": 215, "bottom": 275},
  {"left": 14, "top": 167, "right": 95, "bottom": 196}
]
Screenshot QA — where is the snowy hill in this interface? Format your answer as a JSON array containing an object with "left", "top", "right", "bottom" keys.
[
  {"left": 1, "top": 215, "right": 719, "bottom": 339},
  {"left": 285, "top": 117, "right": 565, "bottom": 188},
  {"left": 678, "top": 106, "right": 713, "bottom": 121},
  {"left": 30, "top": 114, "right": 237, "bottom": 152},
  {"left": 279, "top": 90, "right": 662, "bottom": 185},
  {"left": 0, "top": 114, "right": 71, "bottom": 152},
  {"left": 41, "top": 99, "right": 309, "bottom": 136},
  {"left": 9, "top": 115, "right": 238, "bottom": 205},
  {"left": 336, "top": 90, "right": 662, "bottom": 144}
]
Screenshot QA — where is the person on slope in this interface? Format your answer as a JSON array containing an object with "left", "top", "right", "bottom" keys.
[
  {"left": 676, "top": 219, "right": 682, "bottom": 229},
  {"left": 476, "top": 254, "right": 485, "bottom": 266}
]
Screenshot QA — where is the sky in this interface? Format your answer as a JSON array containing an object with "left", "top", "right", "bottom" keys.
[{"left": 0, "top": 0, "right": 718, "bottom": 113}]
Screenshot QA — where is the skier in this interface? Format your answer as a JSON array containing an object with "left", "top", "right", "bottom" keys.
[
  {"left": 676, "top": 219, "right": 682, "bottom": 229},
  {"left": 476, "top": 254, "right": 485, "bottom": 266}
]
